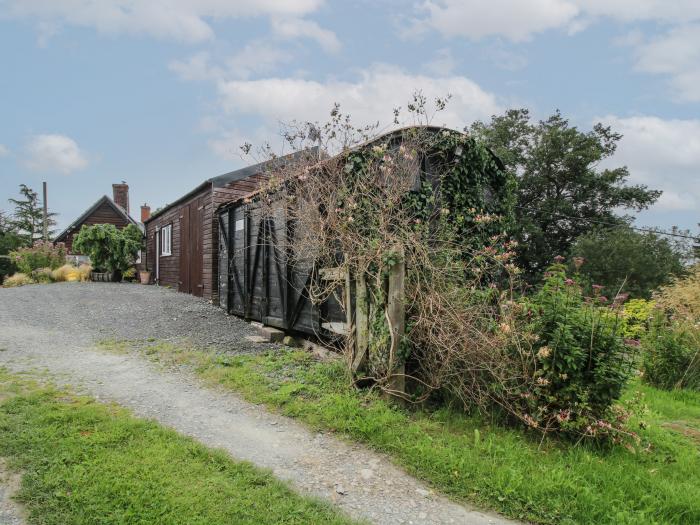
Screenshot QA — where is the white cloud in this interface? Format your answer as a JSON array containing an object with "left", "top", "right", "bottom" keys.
[
  {"left": 270, "top": 17, "right": 340, "bottom": 53},
  {"left": 415, "top": 0, "right": 580, "bottom": 42},
  {"left": 0, "top": 144, "right": 9, "bottom": 157},
  {"left": 168, "top": 52, "right": 222, "bottom": 82},
  {"left": 24, "top": 134, "right": 89, "bottom": 175},
  {"left": 598, "top": 115, "right": 700, "bottom": 211},
  {"left": 215, "top": 64, "right": 502, "bottom": 134},
  {"left": 633, "top": 24, "right": 700, "bottom": 102},
  {"left": 0, "top": 0, "right": 326, "bottom": 43},
  {"left": 414, "top": 0, "right": 700, "bottom": 41}
]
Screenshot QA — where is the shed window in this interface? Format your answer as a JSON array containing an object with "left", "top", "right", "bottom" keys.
[{"left": 161, "top": 224, "right": 172, "bottom": 256}]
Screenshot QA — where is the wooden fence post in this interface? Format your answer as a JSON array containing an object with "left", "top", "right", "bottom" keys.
[
  {"left": 386, "top": 245, "right": 405, "bottom": 398},
  {"left": 352, "top": 272, "right": 369, "bottom": 372}
]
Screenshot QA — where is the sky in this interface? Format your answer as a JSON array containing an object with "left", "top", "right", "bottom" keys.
[{"left": 0, "top": 0, "right": 698, "bottom": 234}]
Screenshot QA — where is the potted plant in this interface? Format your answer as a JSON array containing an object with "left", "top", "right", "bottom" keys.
[
  {"left": 73, "top": 224, "right": 143, "bottom": 282},
  {"left": 139, "top": 269, "right": 151, "bottom": 284}
]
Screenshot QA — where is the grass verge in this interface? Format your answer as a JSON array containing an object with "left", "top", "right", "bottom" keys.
[
  {"left": 100, "top": 339, "right": 700, "bottom": 525},
  {"left": 0, "top": 367, "right": 357, "bottom": 525}
]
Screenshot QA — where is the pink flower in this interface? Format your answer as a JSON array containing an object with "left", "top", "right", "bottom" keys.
[
  {"left": 564, "top": 278, "right": 575, "bottom": 286},
  {"left": 553, "top": 255, "right": 565, "bottom": 263}
]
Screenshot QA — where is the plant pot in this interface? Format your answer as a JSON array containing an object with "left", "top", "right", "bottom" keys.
[
  {"left": 90, "top": 270, "right": 121, "bottom": 282},
  {"left": 90, "top": 271, "right": 111, "bottom": 282},
  {"left": 139, "top": 271, "right": 151, "bottom": 285}
]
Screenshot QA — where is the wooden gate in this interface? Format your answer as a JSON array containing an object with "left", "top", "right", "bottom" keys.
[
  {"left": 180, "top": 197, "right": 204, "bottom": 296},
  {"left": 218, "top": 200, "right": 346, "bottom": 337}
]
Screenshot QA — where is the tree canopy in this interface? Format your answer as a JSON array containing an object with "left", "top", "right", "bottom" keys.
[
  {"left": 571, "top": 225, "right": 688, "bottom": 299},
  {"left": 470, "top": 109, "right": 661, "bottom": 282},
  {"left": 8, "top": 184, "right": 57, "bottom": 244}
]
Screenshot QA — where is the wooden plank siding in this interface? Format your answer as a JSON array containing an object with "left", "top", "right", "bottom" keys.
[{"left": 145, "top": 173, "right": 269, "bottom": 304}]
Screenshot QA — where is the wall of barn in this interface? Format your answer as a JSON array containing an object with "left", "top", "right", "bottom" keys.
[{"left": 145, "top": 173, "right": 269, "bottom": 304}]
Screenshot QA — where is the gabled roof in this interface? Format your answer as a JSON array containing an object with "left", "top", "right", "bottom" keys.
[
  {"left": 54, "top": 195, "right": 142, "bottom": 243},
  {"left": 146, "top": 148, "right": 319, "bottom": 223}
]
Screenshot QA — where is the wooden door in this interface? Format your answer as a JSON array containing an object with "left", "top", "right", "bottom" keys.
[
  {"left": 218, "top": 210, "right": 229, "bottom": 311},
  {"left": 179, "top": 198, "right": 204, "bottom": 296}
]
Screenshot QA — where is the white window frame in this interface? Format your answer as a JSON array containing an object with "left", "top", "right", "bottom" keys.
[{"left": 160, "top": 224, "right": 172, "bottom": 256}]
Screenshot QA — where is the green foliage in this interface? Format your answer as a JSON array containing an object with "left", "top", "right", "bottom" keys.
[
  {"left": 621, "top": 298, "right": 655, "bottom": 339},
  {"left": 470, "top": 109, "right": 660, "bottom": 282},
  {"left": 111, "top": 341, "right": 700, "bottom": 525},
  {"left": 642, "top": 319, "right": 700, "bottom": 391},
  {"left": 519, "top": 264, "right": 636, "bottom": 435},
  {"left": 9, "top": 240, "right": 66, "bottom": 274},
  {"left": 0, "top": 210, "right": 23, "bottom": 282},
  {"left": 0, "top": 370, "right": 355, "bottom": 525},
  {"left": 7, "top": 184, "right": 58, "bottom": 244},
  {"left": 73, "top": 223, "right": 142, "bottom": 273},
  {"left": 572, "top": 225, "right": 687, "bottom": 299},
  {"left": 31, "top": 267, "right": 54, "bottom": 283}
]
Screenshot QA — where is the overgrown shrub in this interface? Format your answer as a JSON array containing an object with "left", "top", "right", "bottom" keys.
[
  {"left": 642, "top": 320, "right": 700, "bottom": 390},
  {"left": 516, "top": 264, "right": 637, "bottom": 438},
  {"left": 654, "top": 264, "right": 700, "bottom": 323},
  {"left": 31, "top": 267, "right": 54, "bottom": 283},
  {"left": 3, "top": 273, "right": 33, "bottom": 287},
  {"left": 72, "top": 224, "right": 142, "bottom": 273},
  {"left": 10, "top": 241, "right": 65, "bottom": 274}
]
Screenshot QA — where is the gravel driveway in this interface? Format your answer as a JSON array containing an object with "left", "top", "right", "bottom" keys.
[{"left": 0, "top": 283, "right": 515, "bottom": 525}]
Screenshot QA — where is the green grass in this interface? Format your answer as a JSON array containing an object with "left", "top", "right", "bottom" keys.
[
  {"left": 100, "top": 339, "right": 700, "bottom": 525},
  {"left": 0, "top": 368, "right": 357, "bottom": 525}
]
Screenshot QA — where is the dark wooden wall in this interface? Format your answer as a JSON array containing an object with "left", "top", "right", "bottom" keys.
[
  {"left": 145, "top": 173, "right": 269, "bottom": 303},
  {"left": 63, "top": 201, "right": 131, "bottom": 254}
]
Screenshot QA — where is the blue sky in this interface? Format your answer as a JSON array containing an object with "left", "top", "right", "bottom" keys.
[{"left": 0, "top": 0, "right": 698, "bottom": 233}]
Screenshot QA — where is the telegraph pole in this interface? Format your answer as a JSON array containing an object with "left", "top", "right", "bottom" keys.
[{"left": 42, "top": 181, "right": 48, "bottom": 241}]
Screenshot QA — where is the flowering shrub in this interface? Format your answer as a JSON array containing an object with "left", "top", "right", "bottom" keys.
[
  {"left": 517, "top": 264, "right": 637, "bottom": 438},
  {"left": 10, "top": 241, "right": 65, "bottom": 274}
]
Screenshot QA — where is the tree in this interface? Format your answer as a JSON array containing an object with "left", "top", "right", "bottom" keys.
[
  {"left": 470, "top": 109, "right": 661, "bottom": 282},
  {"left": 571, "top": 225, "right": 688, "bottom": 299},
  {"left": 0, "top": 210, "right": 23, "bottom": 282},
  {"left": 72, "top": 223, "right": 142, "bottom": 274},
  {"left": 8, "top": 184, "right": 57, "bottom": 244}
]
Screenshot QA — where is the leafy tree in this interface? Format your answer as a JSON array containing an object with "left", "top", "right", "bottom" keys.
[
  {"left": 72, "top": 223, "right": 142, "bottom": 274},
  {"left": 8, "top": 184, "right": 58, "bottom": 244},
  {"left": 571, "top": 225, "right": 687, "bottom": 299},
  {"left": 0, "top": 210, "right": 23, "bottom": 282},
  {"left": 470, "top": 109, "right": 661, "bottom": 282}
]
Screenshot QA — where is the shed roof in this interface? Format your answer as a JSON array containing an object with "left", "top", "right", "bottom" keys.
[{"left": 146, "top": 148, "right": 318, "bottom": 223}]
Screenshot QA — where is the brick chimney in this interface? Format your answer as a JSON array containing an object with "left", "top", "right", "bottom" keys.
[
  {"left": 140, "top": 203, "right": 151, "bottom": 223},
  {"left": 112, "top": 183, "right": 129, "bottom": 215}
]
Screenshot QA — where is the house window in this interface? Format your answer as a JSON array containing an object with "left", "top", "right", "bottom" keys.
[{"left": 161, "top": 224, "right": 172, "bottom": 256}]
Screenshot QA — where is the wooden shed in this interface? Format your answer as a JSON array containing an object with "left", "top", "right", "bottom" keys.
[
  {"left": 144, "top": 151, "right": 313, "bottom": 302},
  {"left": 216, "top": 126, "right": 510, "bottom": 340}
]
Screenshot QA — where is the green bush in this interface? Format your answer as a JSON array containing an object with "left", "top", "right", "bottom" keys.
[
  {"left": 73, "top": 224, "right": 142, "bottom": 273},
  {"left": 31, "top": 267, "right": 54, "bottom": 283},
  {"left": 519, "top": 264, "right": 636, "bottom": 436},
  {"left": 642, "top": 320, "right": 700, "bottom": 390},
  {"left": 9, "top": 241, "right": 65, "bottom": 274},
  {"left": 621, "top": 298, "right": 655, "bottom": 340}
]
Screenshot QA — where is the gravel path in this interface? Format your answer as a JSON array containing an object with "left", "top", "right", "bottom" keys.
[{"left": 0, "top": 283, "right": 516, "bottom": 525}]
